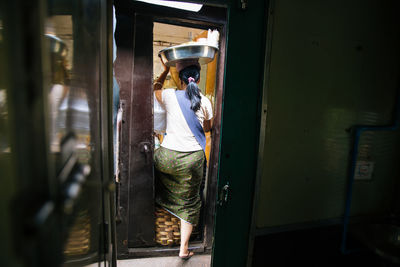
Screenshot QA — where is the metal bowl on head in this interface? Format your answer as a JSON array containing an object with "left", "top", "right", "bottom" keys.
[{"left": 158, "top": 43, "right": 219, "bottom": 67}]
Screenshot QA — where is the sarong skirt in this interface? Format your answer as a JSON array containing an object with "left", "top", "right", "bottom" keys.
[{"left": 154, "top": 146, "right": 204, "bottom": 225}]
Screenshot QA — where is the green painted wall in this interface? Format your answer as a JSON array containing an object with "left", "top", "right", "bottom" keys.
[{"left": 256, "top": 0, "right": 400, "bottom": 228}]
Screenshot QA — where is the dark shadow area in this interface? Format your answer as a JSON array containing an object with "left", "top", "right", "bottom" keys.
[{"left": 252, "top": 226, "right": 400, "bottom": 267}]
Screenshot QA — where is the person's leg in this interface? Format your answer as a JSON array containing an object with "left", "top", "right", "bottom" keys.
[
  {"left": 179, "top": 219, "right": 194, "bottom": 257},
  {"left": 178, "top": 151, "right": 204, "bottom": 258}
]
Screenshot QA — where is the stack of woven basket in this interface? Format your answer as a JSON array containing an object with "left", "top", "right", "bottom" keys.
[{"left": 155, "top": 206, "right": 181, "bottom": 246}]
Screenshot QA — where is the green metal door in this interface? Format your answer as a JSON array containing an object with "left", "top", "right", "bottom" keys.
[{"left": 211, "top": 0, "right": 268, "bottom": 266}]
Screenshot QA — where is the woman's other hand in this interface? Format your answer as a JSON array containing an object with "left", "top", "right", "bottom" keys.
[
  {"left": 154, "top": 55, "right": 170, "bottom": 104},
  {"left": 159, "top": 55, "right": 170, "bottom": 72},
  {"left": 203, "top": 119, "right": 213, "bottom": 132}
]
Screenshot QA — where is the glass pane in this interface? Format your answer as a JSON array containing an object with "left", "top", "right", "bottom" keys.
[
  {"left": 0, "top": 7, "right": 10, "bottom": 154},
  {"left": 0, "top": 5, "right": 17, "bottom": 266},
  {"left": 44, "top": 1, "right": 105, "bottom": 264},
  {"left": 0, "top": 0, "right": 12, "bottom": 187}
]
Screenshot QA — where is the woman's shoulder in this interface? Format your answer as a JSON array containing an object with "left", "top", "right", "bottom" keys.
[
  {"left": 162, "top": 88, "right": 177, "bottom": 95},
  {"left": 161, "top": 88, "right": 178, "bottom": 103},
  {"left": 162, "top": 88, "right": 176, "bottom": 96},
  {"left": 200, "top": 93, "right": 212, "bottom": 104},
  {"left": 199, "top": 93, "right": 213, "bottom": 115},
  {"left": 162, "top": 88, "right": 175, "bottom": 92}
]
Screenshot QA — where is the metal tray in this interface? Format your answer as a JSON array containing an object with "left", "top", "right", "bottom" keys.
[{"left": 158, "top": 43, "right": 219, "bottom": 67}]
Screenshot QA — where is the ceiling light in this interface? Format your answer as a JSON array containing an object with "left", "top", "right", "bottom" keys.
[{"left": 135, "top": 0, "right": 203, "bottom": 12}]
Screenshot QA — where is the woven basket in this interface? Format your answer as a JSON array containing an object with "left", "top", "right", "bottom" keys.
[
  {"left": 64, "top": 211, "right": 91, "bottom": 256},
  {"left": 155, "top": 206, "right": 181, "bottom": 246}
]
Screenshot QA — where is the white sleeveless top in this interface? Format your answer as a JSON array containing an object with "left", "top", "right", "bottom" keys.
[{"left": 160, "top": 89, "right": 213, "bottom": 152}]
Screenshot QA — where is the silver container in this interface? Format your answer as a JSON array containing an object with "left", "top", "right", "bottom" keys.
[{"left": 158, "top": 43, "right": 219, "bottom": 67}]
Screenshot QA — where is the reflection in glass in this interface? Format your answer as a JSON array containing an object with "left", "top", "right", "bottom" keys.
[
  {"left": 45, "top": 34, "right": 70, "bottom": 155},
  {"left": 63, "top": 210, "right": 91, "bottom": 256},
  {"left": 57, "top": 87, "right": 91, "bottom": 164},
  {"left": 45, "top": 16, "right": 92, "bottom": 171},
  {"left": 0, "top": 17, "right": 10, "bottom": 154},
  {"left": 44, "top": 0, "right": 105, "bottom": 263},
  {"left": 44, "top": 15, "right": 93, "bottom": 259},
  {"left": 0, "top": 89, "right": 8, "bottom": 152}
]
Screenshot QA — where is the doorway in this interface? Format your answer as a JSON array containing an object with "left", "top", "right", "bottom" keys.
[
  {"left": 114, "top": 1, "right": 226, "bottom": 259},
  {"left": 153, "top": 21, "right": 216, "bottom": 246}
]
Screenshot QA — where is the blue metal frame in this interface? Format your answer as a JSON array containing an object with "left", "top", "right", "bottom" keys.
[{"left": 341, "top": 90, "right": 400, "bottom": 254}]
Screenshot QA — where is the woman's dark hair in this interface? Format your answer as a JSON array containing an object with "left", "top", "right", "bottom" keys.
[{"left": 179, "top": 65, "right": 201, "bottom": 112}]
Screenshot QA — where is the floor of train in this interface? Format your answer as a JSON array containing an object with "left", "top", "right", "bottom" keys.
[
  {"left": 252, "top": 225, "right": 400, "bottom": 267},
  {"left": 118, "top": 254, "right": 211, "bottom": 267}
]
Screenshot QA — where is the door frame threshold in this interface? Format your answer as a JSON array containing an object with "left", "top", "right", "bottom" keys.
[{"left": 128, "top": 242, "right": 206, "bottom": 258}]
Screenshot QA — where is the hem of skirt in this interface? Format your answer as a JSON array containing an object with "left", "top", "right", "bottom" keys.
[{"left": 163, "top": 207, "right": 193, "bottom": 225}]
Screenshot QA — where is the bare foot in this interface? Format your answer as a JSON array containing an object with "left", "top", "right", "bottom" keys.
[{"left": 179, "top": 250, "right": 194, "bottom": 260}]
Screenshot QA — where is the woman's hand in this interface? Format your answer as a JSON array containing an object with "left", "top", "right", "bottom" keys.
[
  {"left": 203, "top": 119, "right": 213, "bottom": 132},
  {"left": 154, "top": 55, "right": 170, "bottom": 104},
  {"left": 159, "top": 55, "right": 170, "bottom": 73}
]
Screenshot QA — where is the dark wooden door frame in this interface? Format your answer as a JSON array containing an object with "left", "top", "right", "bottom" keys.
[
  {"left": 127, "top": 13, "right": 156, "bottom": 249},
  {"left": 114, "top": 10, "right": 135, "bottom": 258},
  {"left": 115, "top": 9, "right": 157, "bottom": 256},
  {"left": 114, "top": 0, "right": 227, "bottom": 258}
]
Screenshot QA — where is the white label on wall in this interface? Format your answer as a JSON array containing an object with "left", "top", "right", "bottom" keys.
[{"left": 354, "top": 161, "right": 374, "bottom": 180}]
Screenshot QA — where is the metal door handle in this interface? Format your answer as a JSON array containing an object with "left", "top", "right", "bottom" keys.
[
  {"left": 139, "top": 141, "right": 151, "bottom": 153},
  {"left": 218, "top": 182, "right": 230, "bottom": 206},
  {"left": 139, "top": 141, "right": 152, "bottom": 163}
]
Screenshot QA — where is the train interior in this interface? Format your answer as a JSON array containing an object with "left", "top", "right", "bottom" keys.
[{"left": 1, "top": 0, "right": 400, "bottom": 266}]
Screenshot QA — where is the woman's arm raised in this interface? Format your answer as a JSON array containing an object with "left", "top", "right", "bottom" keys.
[{"left": 154, "top": 56, "right": 170, "bottom": 103}]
